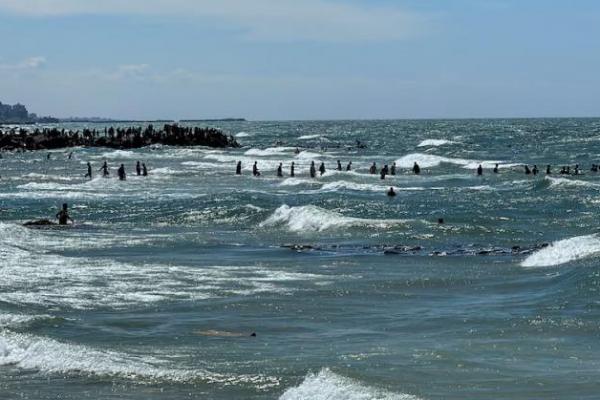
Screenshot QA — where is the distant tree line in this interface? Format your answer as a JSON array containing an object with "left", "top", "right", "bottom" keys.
[{"left": 0, "top": 101, "right": 59, "bottom": 124}]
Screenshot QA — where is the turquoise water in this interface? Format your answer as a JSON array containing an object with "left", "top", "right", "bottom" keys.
[{"left": 1, "top": 119, "right": 600, "bottom": 399}]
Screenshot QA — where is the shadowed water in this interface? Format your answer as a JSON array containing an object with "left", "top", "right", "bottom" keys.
[{"left": 1, "top": 119, "right": 600, "bottom": 399}]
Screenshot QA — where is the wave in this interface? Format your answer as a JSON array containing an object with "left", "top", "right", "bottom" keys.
[
  {"left": 279, "top": 369, "right": 420, "bottom": 400},
  {"left": 298, "top": 134, "right": 322, "bottom": 140},
  {"left": 260, "top": 205, "right": 408, "bottom": 232},
  {"left": 319, "top": 181, "right": 388, "bottom": 193},
  {"left": 0, "top": 332, "right": 279, "bottom": 387},
  {"left": 100, "top": 150, "right": 137, "bottom": 159},
  {"left": 0, "top": 313, "right": 54, "bottom": 329},
  {"left": 0, "top": 223, "right": 330, "bottom": 309},
  {"left": 395, "top": 153, "right": 511, "bottom": 171},
  {"left": 279, "top": 178, "right": 320, "bottom": 187},
  {"left": 546, "top": 176, "right": 600, "bottom": 189},
  {"left": 417, "top": 139, "right": 455, "bottom": 147},
  {"left": 235, "top": 131, "right": 252, "bottom": 137},
  {"left": 521, "top": 234, "right": 600, "bottom": 267},
  {"left": 245, "top": 147, "right": 296, "bottom": 156}
]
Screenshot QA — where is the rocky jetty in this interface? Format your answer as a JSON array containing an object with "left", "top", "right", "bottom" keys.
[{"left": 0, "top": 124, "right": 239, "bottom": 151}]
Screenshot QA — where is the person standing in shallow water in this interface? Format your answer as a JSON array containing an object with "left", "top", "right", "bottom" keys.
[
  {"left": 142, "top": 163, "right": 148, "bottom": 176},
  {"left": 413, "top": 162, "right": 421, "bottom": 175},
  {"left": 84, "top": 162, "right": 93, "bottom": 180},
  {"left": 118, "top": 164, "right": 126, "bottom": 181},
  {"left": 369, "top": 162, "right": 377, "bottom": 174},
  {"left": 346, "top": 161, "right": 352, "bottom": 171},
  {"left": 337, "top": 160, "right": 342, "bottom": 171},
  {"left": 290, "top": 162, "right": 295, "bottom": 177},
  {"left": 319, "top": 162, "right": 326, "bottom": 176},
  {"left": 310, "top": 161, "right": 316, "bottom": 178},
  {"left": 546, "top": 165, "right": 552, "bottom": 174},
  {"left": 277, "top": 163, "right": 283, "bottom": 177},
  {"left": 136, "top": 161, "right": 142, "bottom": 176},
  {"left": 56, "top": 203, "right": 74, "bottom": 226},
  {"left": 99, "top": 161, "right": 109, "bottom": 177},
  {"left": 252, "top": 161, "right": 260, "bottom": 177},
  {"left": 493, "top": 164, "right": 499, "bottom": 174},
  {"left": 236, "top": 161, "right": 242, "bottom": 175},
  {"left": 390, "top": 162, "right": 396, "bottom": 176},
  {"left": 477, "top": 164, "right": 483, "bottom": 176}
]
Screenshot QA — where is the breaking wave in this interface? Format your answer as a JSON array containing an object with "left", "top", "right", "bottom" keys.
[
  {"left": 417, "top": 139, "right": 455, "bottom": 147},
  {"left": 260, "top": 205, "right": 408, "bottom": 232},
  {"left": 521, "top": 234, "right": 600, "bottom": 267},
  {"left": 279, "top": 369, "right": 420, "bottom": 400}
]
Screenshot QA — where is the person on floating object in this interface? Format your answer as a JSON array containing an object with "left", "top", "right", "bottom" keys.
[
  {"left": 319, "top": 162, "right": 326, "bottom": 176},
  {"left": 310, "top": 161, "right": 316, "bottom": 178},
  {"left": 477, "top": 164, "right": 483, "bottom": 176},
  {"left": 493, "top": 164, "right": 499, "bottom": 174},
  {"left": 99, "top": 161, "right": 109, "bottom": 177},
  {"left": 346, "top": 161, "right": 352, "bottom": 171},
  {"left": 524, "top": 165, "right": 531, "bottom": 175},
  {"left": 142, "top": 163, "right": 148, "bottom": 176},
  {"left": 387, "top": 187, "right": 396, "bottom": 197},
  {"left": 390, "top": 162, "right": 396, "bottom": 176},
  {"left": 277, "top": 163, "right": 283, "bottom": 177},
  {"left": 252, "top": 161, "right": 260, "bottom": 177},
  {"left": 369, "top": 162, "right": 377, "bottom": 174},
  {"left": 118, "top": 164, "right": 126, "bottom": 181},
  {"left": 84, "top": 162, "right": 92, "bottom": 180},
  {"left": 337, "top": 160, "right": 342, "bottom": 171},
  {"left": 55, "top": 203, "right": 74, "bottom": 226},
  {"left": 290, "top": 162, "right": 295, "bottom": 177},
  {"left": 532, "top": 165, "right": 539, "bottom": 175},
  {"left": 136, "top": 161, "right": 142, "bottom": 176},
  {"left": 546, "top": 165, "right": 552, "bottom": 174},
  {"left": 412, "top": 162, "right": 421, "bottom": 175}
]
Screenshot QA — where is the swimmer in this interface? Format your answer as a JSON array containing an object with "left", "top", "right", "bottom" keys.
[
  {"left": 387, "top": 187, "right": 396, "bottom": 197},
  {"left": 277, "top": 163, "right": 283, "bottom": 177},
  {"left": 118, "top": 164, "right": 126, "bottom": 181},
  {"left": 55, "top": 203, "right": 74, "bottom": 226},
  {"left": 236, "top": 161, "right": 242, "bottom": 175},
  {"left": 310, "top": 161, "right": 316, "bottom": 178},
  {"left": 136, "top": 161, "right": 142, "bottom": 176},
  {"left": 413, "top": 162, "right": 421, "bottom": 175},
  {"left": 319, "top": 162, "right": 326, "bottom": 176},
  {"left": 84, "top": 162, "right": 92, "bottom": 180},
  {"left": 493, "top": 164, "right": 499, "bottom": 174},
  {"left": 291, "top": 162, "right": 295, "bottom": 177},
  {"left": 477, "top": 164, "right": 483, "bottom": 176}
]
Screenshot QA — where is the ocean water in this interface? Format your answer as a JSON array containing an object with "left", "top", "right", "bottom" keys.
[{"left": 1, "top": 118, "right": 600, "bottom": 399}]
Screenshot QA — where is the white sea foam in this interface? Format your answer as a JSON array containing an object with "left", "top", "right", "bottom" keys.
[
  {"left": 245, "top": 147, "right": 296, "bottom": 156},
  {"left": 521, "top": 235, "right": 600, "bottom": 267},
  {"left": 546, "top": 176, "right": 600, "bottom": 189},
  {"left": 260, "top": 205, "right": 408, "bottom": 232},
  {"left": 279, "top": 178, "right": 319, "bottom": 187},
  {"left": 235, "top": 131, "right": 252, "bottom": 137},
  {"left": 298, "top": 134, "right": 322, "bottom": 140},
  {"left": 417, "top": 139, "right": 455, "bottom": 147},
  {"left": 395, "top": 153, "right": 471, "bottom": 169},
  {"left": 0, "top": 332, "right": 279, "bottom": 387},
  {"left": 100, "top": 150, "right": 137, "bottom": 159},
  {"left": 320, "top": 181, "right": 388, "bottom": 193},
  {"left": 280, "top": 369, "right": 420, "bottom": 400},
  {"left": 0, "top": 313, "right": 52, "bottom": 329}
]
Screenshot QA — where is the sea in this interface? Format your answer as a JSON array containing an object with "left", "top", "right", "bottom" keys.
[{"left": 1, "top": 118, "right": 600, "bottom": 399}]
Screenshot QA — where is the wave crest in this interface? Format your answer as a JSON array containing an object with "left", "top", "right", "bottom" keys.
[{"left": 521, "top": 234, "right": 600, "bottom": 267}]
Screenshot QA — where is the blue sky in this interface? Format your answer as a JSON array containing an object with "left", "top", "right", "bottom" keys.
[{"left": 0, "top": 0, "right": 598, "bottom": 120}]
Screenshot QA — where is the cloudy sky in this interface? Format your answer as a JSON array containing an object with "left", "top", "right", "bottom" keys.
[{"left": 0, "top": 0, "right": 598, "bottom": 120}]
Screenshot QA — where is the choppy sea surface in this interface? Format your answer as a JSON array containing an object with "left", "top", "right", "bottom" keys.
[{"left": 1, "top": 119, "right": 600, "bottom": 399}]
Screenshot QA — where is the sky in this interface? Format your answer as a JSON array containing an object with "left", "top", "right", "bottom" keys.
[{"left": 0, "top": 0, "right": 598, "bottom": 120}]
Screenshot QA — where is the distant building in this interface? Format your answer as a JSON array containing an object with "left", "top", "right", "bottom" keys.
[{"left": 0, "top": 101, "right": 58, "bottom": 124}]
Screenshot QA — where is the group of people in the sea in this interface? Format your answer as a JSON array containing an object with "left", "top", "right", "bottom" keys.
[{"left": 87, "top": 160, "right": 148, "bottom": 181}]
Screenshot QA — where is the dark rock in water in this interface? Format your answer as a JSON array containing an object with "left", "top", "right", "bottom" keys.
[
  {"left": 23, "top": 219, "right": 56, "bottom": 226},
  {"left": 0, "top": 124, "right": 239, "bottom": 151}
]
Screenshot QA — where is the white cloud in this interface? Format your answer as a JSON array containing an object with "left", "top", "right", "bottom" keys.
[
  {"left": 0, "top": 0, "right": 426, "bottom": 42},
  {"left": 0, "top": 56, "right": 46, "bottom": 70}
]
